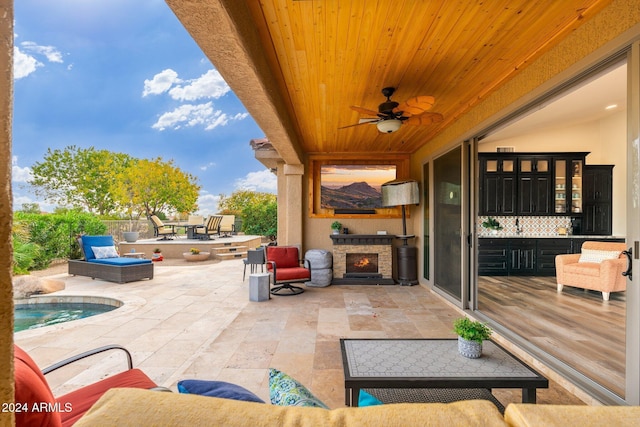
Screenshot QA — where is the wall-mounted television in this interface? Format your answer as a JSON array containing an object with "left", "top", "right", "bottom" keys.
[{"left": 320, "top": 164, "right": 396, "bottom": 210}]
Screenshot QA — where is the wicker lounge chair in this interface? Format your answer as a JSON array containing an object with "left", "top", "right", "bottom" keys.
[{"left": 68, "top": 235, "right": 153, "bottom": 283}]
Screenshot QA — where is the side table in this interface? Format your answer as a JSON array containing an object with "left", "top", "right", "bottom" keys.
[{"left": 122, "top": 252, "right": 146, "bottom": 259}]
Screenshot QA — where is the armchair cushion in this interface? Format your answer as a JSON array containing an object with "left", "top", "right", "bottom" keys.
[
  {"left": 80, "top": 235, "right": 115, "bottom": 260},
  {"left": 267, "top": 246, "right": 301, "bottom": 269},
  {"left": 14, "top": 345, "right": 62, "bottom": 427}
]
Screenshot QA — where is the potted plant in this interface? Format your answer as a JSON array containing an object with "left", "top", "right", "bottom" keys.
[
  {"left": 183, "top": 247, "right": 210, "bottom": 262},
  {"left": 151, "top": 248, "right": 163, "bottom": 262},
  {"left": 453, "top": 317, "right": 492, "bottom": 358},
  {"left": 481, "top": 217, "right": 503, "bottom": 234},
  {"left": 331, "top": 221, "right": 342, "bottom": 235}
]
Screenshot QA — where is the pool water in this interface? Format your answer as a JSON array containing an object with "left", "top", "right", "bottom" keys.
[{"left": 14, "top": 302, "right": 118, "bottom": 332}]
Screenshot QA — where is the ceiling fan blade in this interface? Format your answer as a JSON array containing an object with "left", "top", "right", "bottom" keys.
[
  {"left": 350, "top": 105, "right": 380, "bottom": 116},
  {"left": 338, "top": 119, "right": 379, "bottom": 129},
  {"left": 395, "top": 96, "right": 436, "bottom": 116},
  {"left": 404, "top": 112, "right": 443, "bottom": 126}
]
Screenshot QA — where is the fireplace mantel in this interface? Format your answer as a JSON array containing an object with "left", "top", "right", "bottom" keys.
[{"left": 329, "top": 234, "right": 394, "bottom": 246}]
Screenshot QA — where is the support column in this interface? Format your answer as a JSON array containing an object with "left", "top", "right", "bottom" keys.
[
  {"left": 0, "top": 0, "right": 15, "bottom": 424},
  {"left": 276, "top": 163, "right": 304, "bottom": 246}
]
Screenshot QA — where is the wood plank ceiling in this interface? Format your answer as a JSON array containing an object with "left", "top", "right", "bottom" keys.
[{"left": 170, "top": 0, "right": 613, "bottom": 157}]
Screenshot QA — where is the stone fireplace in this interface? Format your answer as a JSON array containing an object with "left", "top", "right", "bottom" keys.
[{"left": 330, "top": 234, "right": 395, "bottom": 285}]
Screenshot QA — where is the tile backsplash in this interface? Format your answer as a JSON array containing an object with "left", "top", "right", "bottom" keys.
[{"left": 477, "top": 216, "right": 573, "bottom": 237}]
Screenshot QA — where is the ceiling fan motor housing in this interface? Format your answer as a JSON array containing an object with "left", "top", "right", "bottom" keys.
[{"left": 378, "top": 100, "right": 399, "bottom": 113}]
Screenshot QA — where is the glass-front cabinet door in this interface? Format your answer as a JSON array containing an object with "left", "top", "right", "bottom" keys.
[
  {"left": 554, "top": 157, "right": 584, "bottom": 214},
  {"left": 555, "top": 159, "right": 567, "bottom": 213},
  {"left": 570, "top": 160, "right": 583, "bottom": 214}
]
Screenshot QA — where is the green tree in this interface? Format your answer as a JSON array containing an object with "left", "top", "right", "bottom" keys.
[
  {"left": 113, "top": 158, "right": 200, "bottom": 220},
  {"left": 30, "top": 146, "right": 132, "bottom": 215},
  {"left": 218, "top": 190, "right": 277, "bottom": 238}
]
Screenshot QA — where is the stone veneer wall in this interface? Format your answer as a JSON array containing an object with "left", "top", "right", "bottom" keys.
[{"left": 332, "top": 244, "right": 392, "bottom": 279}]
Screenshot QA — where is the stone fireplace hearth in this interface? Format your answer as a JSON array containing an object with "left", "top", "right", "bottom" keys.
[{"left": 330, "top": 234, "right": 395, "bottom": 285}]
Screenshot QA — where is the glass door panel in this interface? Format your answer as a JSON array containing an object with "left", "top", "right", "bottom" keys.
[
  {"left": 571, "top": 160, "right": 583, "bottom": 213},
  {"left": 434, "top": 147, "right": 462, "bottom": 300}
]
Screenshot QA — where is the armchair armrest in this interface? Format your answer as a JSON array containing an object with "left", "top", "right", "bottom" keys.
[{"left": 42, "top": 344, "right": 133, "bottom": 375}]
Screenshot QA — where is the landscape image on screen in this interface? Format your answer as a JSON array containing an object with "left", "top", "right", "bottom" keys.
[{"left": 320, "top": 165, "right": 397, "bottom": 209}]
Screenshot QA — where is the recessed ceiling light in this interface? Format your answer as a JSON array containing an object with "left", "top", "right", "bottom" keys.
[{"left": 605, "top": 104, "right": 618, "bottom": 110}]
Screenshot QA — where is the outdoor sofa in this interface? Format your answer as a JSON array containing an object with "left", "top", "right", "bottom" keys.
[
  {"left": 68, "top": 235, "right": 153, "bottom": 283},
  {"left": 74, "top": 386, "right": 640, "bottom": 427}
]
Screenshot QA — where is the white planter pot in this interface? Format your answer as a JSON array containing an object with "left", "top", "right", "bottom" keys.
[
  {"left": 123, "top": 231, "right": 139, "bottom": 243},
  {"left": 458, "top": 336, "right": 483, "bottom": 359},
  {"left": 183, "top": 252, "right": 210, "bottom": 262}
]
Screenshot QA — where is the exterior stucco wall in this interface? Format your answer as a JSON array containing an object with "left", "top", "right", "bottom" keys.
[{"left": 0, "top": 1, "right": 14, "bottom": 426}]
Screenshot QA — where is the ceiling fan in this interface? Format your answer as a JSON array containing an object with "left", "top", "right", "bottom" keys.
[{"left": 342, "top": 87, "right": 443, "bottom": 133}]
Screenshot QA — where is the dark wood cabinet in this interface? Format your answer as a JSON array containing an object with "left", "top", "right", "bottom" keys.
[
  {"left": 479, "top": 237, "right": 624, "bottom": 276},
  {"left": 479, "top": 152, "right": 588, "bottom": 216},
  {"left": 479, "top": 157, "right": 516, "bottom": 215},
  {"left": 478, "top": 239, "right": 508, "bottom": 275},
  {"left": 582, "top": 165, "right": 613, "bottom": 235},
  {"left": 536, "top": 239, "right": 572, "bottom": 275},
  {"left": 518, "top": 157, "right": 552, "bottom": 215},
  {"left": 508, "top": 239, "right": 537, "bottom": 275}
]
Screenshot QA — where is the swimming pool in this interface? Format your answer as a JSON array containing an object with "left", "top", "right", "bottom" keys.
[{"left": 14, "top": 297, "right": 122, "bottom": 332}]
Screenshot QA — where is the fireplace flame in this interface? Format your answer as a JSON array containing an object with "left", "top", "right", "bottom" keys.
[{"left": 354, "top": 257, "right": 370, "bottom": 268}]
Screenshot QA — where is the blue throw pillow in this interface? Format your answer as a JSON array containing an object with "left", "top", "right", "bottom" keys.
[
  {"left": 177, "top": 379, "right": 265, "bottom": 403},
  {"left": 358, "top": 390, "right": 383, "bottom": 407},
  {"left": 268, "top": 368, "right": 328, "bottom": 408}
]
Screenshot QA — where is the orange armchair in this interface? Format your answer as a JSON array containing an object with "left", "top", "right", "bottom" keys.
[
  {"left": 555, "top": 241, "right": 627, "bottom": 301},
  {"left": 266, "top": 246, "right": 310, "bottom": 295}
]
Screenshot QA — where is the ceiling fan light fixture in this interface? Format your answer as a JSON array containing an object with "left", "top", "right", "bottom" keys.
[{"left": 377, "top": 119, "right": 402, "bottom": 133}]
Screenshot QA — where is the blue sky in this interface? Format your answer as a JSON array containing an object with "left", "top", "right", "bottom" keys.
[{"left": 11, "top": 0, "right": 276, "bottom": 216}]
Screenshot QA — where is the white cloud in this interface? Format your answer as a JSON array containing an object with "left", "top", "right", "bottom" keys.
[
  {"left": 20, "top": 41, "right": 64, "bottom": 63},
  {"left": 13, "top": 41, "right": 64, "bottom": 79},
  {"left": 195, "top": 192, "right": 221, "bottom": 217},
  {"left": 168, "top": 69, "right": 230, "bottom": 101},
  {"left": 11, "top": 156, "right": 32, "bottom": 183},
  {"left": 145, "top": 68, "right": 247, "bottom": 132},
  {"left": 200, "top": 162, "right": 216, "bottom": 171},
  {"left": 235, "top": 169, "right": 277, "bottom": 192},
  {"left": 13, "top": 47, "right": 42, "bottom": 79},
  {"left": 142, "top": 69, "right": 181, "bottom": 97},
  {"left": 152, "top": 102, "right": 246, "bottom": 131}
]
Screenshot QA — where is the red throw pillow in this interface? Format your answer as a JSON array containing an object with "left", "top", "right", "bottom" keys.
[{"left": 14, "top": 345, "right": 62, "bottom": 427}]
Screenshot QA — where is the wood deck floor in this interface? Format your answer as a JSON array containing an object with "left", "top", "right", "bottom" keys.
[{"left": 478, "top": 275, "right": 625, "bottom": 397}]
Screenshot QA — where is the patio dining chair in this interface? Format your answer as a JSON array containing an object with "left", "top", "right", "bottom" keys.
[
  {"left": 149, "top": 215, "right": 177, "bottom": 240},
  {"left": 243, "top": 247, "right": 265, "bottom": 281},
  {"left": 194, "top": 215, "right": 223, "bottom": 240},
  {"left": 14, "top": 344, "right": 162, "bottom": 427}
]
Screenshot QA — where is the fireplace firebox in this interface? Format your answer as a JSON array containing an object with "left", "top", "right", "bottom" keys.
[{"left": 345, "top": 253, "right": 379, "bottom": 277}]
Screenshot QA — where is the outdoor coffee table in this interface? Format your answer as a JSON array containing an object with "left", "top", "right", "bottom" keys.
[{"left": 340, "top": 338, "right": 548, "bottom": 407}]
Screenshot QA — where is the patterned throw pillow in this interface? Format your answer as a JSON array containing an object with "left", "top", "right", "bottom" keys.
[
  {"left": 578, "top": 248, "right": 621, "bottom": 264},
  {"left": 268, "top": 368, "right": 328, "bottom": 408},
  {"left": 91, "top": 246, "right": 119, "bottom": 259}
]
